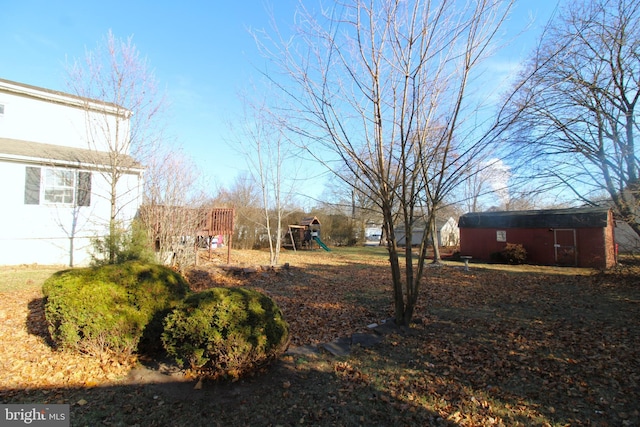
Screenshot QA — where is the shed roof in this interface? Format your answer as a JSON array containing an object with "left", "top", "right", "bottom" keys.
[{"left": 459, "top": 207, "right": 611, "bottom": 229}]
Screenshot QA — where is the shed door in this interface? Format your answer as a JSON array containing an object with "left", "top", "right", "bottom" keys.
[{"left": 554, "top": 229, "right": 577, "bottom": 266}]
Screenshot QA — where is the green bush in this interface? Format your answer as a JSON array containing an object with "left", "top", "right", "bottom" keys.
[
  {"left": 502, "top": 243, "right": 527, "bottom": 265},
  {"left": 43, "top": 261, "right": 190, "bottom": 358},
  {"left": 162, "top": 287, "right": 290, "bottom": 379},
  {"left": 91, "top": 219, "right": 155, "bottom": 266}
]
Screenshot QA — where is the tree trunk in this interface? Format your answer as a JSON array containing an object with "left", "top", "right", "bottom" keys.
[
  {"left": 383, "top": 209, "right": 407, "bottom": 326},
  {"left": 431, "top": 217, "right": 441, "bottom": 263},
  {"left": 109, "top": 177, "right": 118, "bottom": 264}
]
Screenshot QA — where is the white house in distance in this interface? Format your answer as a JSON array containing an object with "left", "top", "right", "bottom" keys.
[
  {"left": 364, "top": 223, "right": 384, "bottom": 246},
  {"left": 396, "top": 217, "right": 460, "bottom": 247},
  {"left": 0, "top": 78, "right": 144, "bottom": 266},
  {"left": 365, "top": 217, "right": 460, "bottom": 247}
]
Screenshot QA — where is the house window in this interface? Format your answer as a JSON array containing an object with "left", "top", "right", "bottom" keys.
[
  {"left": 0, "top": 103, "right": 4, "bottom": 115},
  {"left": 45, "top": 169, "right": 75, "bottom": 204},
  {"left": 24, "top": 166, "right": 91, "bottom": 206}
]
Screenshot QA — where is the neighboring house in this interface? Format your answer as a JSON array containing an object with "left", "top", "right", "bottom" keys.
[
  {"left": 364, "top": 223, "right": 383, "bottom": 246},
  {"left": 614, "top": 220, "right": 640, "bottom": 254},
  {"left": 0, "top": 78, "right": 144, "bottom": 266},
  {"left": 458, "top": 207, "right": 616, "bottom": 269},
  {"left": 396, "top": 217, "right": 460, "bottom": 247},
  {"left": 437, "top": 217, "right": 460, "bottom": 247}
]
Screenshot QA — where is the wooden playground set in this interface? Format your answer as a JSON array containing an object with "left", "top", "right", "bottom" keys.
[
  {"left": 284, "top": 216, "right": 331, "bottom": 252},
  {"left": 144, "top": 207, "right": 331, "bottom": 265}
]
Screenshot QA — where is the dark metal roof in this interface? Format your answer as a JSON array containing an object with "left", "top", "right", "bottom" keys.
[{"left": 458, "top": 207, "right": 611, "bottom": 229}]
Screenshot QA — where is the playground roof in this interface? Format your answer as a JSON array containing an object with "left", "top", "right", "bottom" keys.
[{"left": 300, "top": 216, "right": 321, "bottom": 226}]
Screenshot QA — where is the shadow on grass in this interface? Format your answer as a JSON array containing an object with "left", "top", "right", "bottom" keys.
[
  {"left": 26, "top": 297, "right": 56, "bottom": 348},
  {"left": 15, "top": 250, "right": 640, "bottom": 426},
  {"left": 1, "top": 353, "right": 450, "bottom": 426},
  {"left": 15, "top": 261, "right": 447, "bottom": 426}
]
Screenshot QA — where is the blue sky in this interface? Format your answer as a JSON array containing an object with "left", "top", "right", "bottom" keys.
[{"left": 1, "top": 0, "right": 559, "bottom": 202}]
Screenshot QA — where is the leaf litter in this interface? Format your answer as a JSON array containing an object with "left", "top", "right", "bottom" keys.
[{"left": 0, "top": 249, "right": 639, "bottom": 426}]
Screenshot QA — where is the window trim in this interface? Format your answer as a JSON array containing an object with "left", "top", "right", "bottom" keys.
[
  {"left": 24, "top": 166, "right": 91, "bottom": 207},
  {"left": 44, "top": 168, "right": 76, "bottom": 205}
]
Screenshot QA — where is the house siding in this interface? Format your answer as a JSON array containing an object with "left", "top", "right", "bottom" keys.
[
  {"left": 614, "top": 220, "right": 640, "bottom": 253},
  {"left": 0, "top": 161, "right": 141, "bottom": 266},
  {"left": 0, "top": 78, "right": 127, "bottom": 151},
  {"left": 395, "top": 217, "right": 460, "bottom": 247},
  {"left": 0, "top": 78, "right": 142, "bottom": 266}
]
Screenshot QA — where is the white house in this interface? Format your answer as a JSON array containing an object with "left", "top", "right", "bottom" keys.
[
  {"left": 0, "top": 78, "right": 144, "bottom": 266},
  {"left": 364, "top": 223, "right": 384, "bottom": 246},
  {"left": 396, "top": 217, "right": 460, "bottom": 247},
  {"left": 615, "top": 220, "right": 640, "bottom": 254}
]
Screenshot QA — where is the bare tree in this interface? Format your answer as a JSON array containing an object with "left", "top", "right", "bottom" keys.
[
  {"left": 319, "top": 166, "right": 383, "bottom": 244},
  {"left": 229, "top": 93, "right": 301, "bottom": 265},
  {"left": 258, "top": 0, "right": 514, "bottom": 325},
  {"left": 219, "top": 173, "right": 263, "bottom": 250},
  {"left": 140, "top": 147, "right": 206, "bottom": 269},
  {"left": 66, "top": 30, "right": 165, "bottom": 263},
  {"left": 506, "top": 0, "right": 640, "bottom": 234},
  {"left": 462, "top": 157, "right": 511, "bottom": 212}
]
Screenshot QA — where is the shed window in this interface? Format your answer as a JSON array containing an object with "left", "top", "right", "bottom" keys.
[{"left": 496, "top": 230, "right": 506, "bottom": 242}]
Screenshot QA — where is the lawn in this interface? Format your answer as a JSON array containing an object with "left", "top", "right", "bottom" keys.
[
  {"left": 0, "top": 264, "right": 62, "bottom": 293},
  {"left": 1, "top": 248, "right": 639, "bottom": 426}
]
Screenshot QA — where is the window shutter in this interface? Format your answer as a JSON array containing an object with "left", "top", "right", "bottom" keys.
[
  {"left": 24, "top": 167, "right": 41, "bottom": 205},
  {"left": 77, "top": 171, "right": 92, "bottom": 206}
]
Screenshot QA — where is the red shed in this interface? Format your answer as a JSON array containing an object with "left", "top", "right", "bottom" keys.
[{"left": 458, "top": 207, "right": 616, "bottom": 268}]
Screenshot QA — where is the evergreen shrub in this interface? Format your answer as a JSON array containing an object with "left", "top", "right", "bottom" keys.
[
  {"left": 43, "top": 261, "right": 190, "bottom": 358},
  {"left": 162, "top": 287, "right": 289, "bottom": 379},
  {"left": 91, "top": 219, "right": 155, "bottom": 266}
]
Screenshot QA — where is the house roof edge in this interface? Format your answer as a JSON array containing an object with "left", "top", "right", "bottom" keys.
[{"left": 0, "top": 77, "right": 129, "bottom": 117}]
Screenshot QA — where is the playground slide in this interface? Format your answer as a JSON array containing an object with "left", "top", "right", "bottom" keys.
[{"left": 313, "top": 236, "right": 331, "bottom": 251}]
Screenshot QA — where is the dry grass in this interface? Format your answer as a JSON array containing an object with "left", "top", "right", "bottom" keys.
[{"left": 0, "top": 265, "right": 62, "bottom": 293}]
